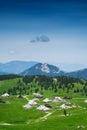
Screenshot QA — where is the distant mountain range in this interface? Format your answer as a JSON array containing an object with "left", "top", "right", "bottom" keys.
[
  {"left": 21, "top": 63, "right": 64, "bottom": 76},
  {"left": 66, "top": 69, "right": 87, "bottom": 79},
  {"left": 0, "top": 61, "right": 37, "bottom": 74},
  {"left": 21, "top": 63, "right": 87, "bottom": 79},
  {"left": 0, "top": 61, "right": 87, "bottom": 79}
]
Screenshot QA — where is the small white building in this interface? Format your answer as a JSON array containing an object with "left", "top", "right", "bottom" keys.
[
  {"left": 77, "top": 125, "right": 85, "bottom": 129},
  {"left": 28, "top": 98, "right": 39, "bottom": 105},
  {"left": 23, "top": 104, "right": 32, "bottom": 109},
  {"left": 84, "top": 99, "right": 87, "bottom": 103},
  {"left": 1, "top": 93, "right": 9, "bottom": 97},
  {"left": 60, "top": 104, "right": 72, "bottom": 109},
  {"left": 37, "top": 105, "right": 50, "bottom": 111},
  {"left": 33, "top": 93, "right": 43, "bottom": 98},
  {"left": 43, "top": 98, "right": 52, "bottom": 103},
  {"left": 52, "top": 97, "right": 62, "bottom": 102}
]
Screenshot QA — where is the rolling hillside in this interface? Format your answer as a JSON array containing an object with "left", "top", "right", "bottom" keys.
[{"left": 0, "top": 75, "right": 87, "bottom": 130}]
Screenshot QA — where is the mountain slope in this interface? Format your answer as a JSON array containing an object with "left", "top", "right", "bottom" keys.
[
  {"left": 0, "top": 61, "right": 87, "bottom": 79},
  {"left": 21, "top": 63, "right": 64, "bottom": 76},
  {"left": 0, "top": 61, "right": 37, "bottom": 74},
  {"left": 21, "top": 63, "right": 87, "bottom": 79},
  {"left": 66, "top": 69, "right": 87, "bottom": 79}
]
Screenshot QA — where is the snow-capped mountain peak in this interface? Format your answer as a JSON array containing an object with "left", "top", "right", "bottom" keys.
[
  {"left": 21, "top": 62, "right": 62, "bottom": 76},
  {"left": 41, "top": 63, "right": 50, "bottom": 73}
]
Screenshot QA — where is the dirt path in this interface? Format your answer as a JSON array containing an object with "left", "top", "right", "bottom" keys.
[
  {"left": 40, "top": 112, "right": 52, "bottom": 121},
  {"left": 0, "top": 123, "right": 13, "bottom": 126},
  {"left": 40, "top": 108, "right": 59, "bottom": 121}
]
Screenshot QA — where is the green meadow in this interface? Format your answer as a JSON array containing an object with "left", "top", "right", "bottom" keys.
[{"left": 0, "top": 76, "right": 87, "bottom": 130}]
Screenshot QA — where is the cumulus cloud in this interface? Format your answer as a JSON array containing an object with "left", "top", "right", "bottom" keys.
[{"left": 30, "top": 35, "right": 50, "bottom": 43}]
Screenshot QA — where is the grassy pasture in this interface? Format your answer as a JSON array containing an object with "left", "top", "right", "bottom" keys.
[{"left": 0, "top": 77, "right": 87, "bottom": 130}]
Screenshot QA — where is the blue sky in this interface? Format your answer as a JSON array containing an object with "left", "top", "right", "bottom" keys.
[{"left": 0, "top": 0, "right": 87, "bottom": 71}]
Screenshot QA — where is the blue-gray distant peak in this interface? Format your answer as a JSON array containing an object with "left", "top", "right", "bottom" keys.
[
  {"left": 21, "top": 63, "right": 64, "bottom": 76},
  {"left": 0, "top": 61, "right": 37, "bottom": 74}
]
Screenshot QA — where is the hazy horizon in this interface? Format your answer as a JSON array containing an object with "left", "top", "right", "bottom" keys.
[{"left": 0, "top": 0, "right": 87, "bottom": 71}]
